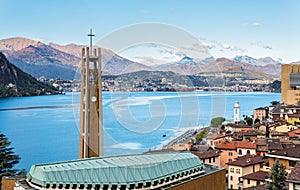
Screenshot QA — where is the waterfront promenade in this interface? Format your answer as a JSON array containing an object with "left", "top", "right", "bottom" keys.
[{"left": 163, "top": 127, "right": 201, "bottom": 148}]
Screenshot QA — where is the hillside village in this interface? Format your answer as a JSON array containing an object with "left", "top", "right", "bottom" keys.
[{"left": 154, "top": 101, "right": 300, "bottom": 190}]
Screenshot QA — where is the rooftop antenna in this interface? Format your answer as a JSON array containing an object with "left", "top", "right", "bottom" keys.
[{"left": 88, "top": 28, "right": 95, "bottom": 55}]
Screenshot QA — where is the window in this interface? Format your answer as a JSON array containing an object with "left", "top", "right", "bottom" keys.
[
  {"left": 289, "top": 160, "right": 296, "bottom": 167},
  {"left": 230, "top": 176, "right": 233, "bottom": 181},
  {"left": 248, "top": 179, "right": 250, "bottom": 184},
  {"left": 213, "top": 157, "right": 215, "bottom": 162},
  {"left": 229, "top": 152, "right": 233, "bottom": 156},
  {"left": 231, "top": 185, "right": 233, "bottom": 189},
  {"left": 229, "top": 158, "right": 232, "bottom": 162},
  {"left": 230, "top": 168, "right": 234, "bottom": 173},
  {"left": 236, "top": 169, "right": 240, "bottom": 174},
  {"left": 209, "top": 158, "right": 211, "bottom": 163},
  {"left": 238, "top": 149, "right": 242, "bottom": 155},
  {"left": 247, "top": 150, "right": 251, "bottom": 155}
]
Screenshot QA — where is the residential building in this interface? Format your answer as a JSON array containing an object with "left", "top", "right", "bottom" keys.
[
  {"left": 215, "top": 141, "right": 238, "bottom": 170},
  {"left": 233, "top": 131, "right": 262, "bottom": 141},
  {"left": 225, "top": 124, "right": 254, "bottom": 133},
  {"left": 255, "top": 138, "right": 283, "bottom": 156},
  {"left": 266, "top": 144, "right": 300, "bottom": 172},
  {"left": 243, "top": 184, "right": 266, "bottom": 190},
  {"left": 286, "top": 114, "right": 300, "bottom": 126},
  {"left": 287, "top": 162, "right": 300, "bottom": 190},
  {"left": 172, "top": 142, "right": 193, "bottom": 151},
  {"left": 281, "top": 64, "right": 300, "bottom": 106},
  {"left": 227, "top": 155, "right": 265, "bottom": 190},
  {"left": 269, "top": 104, "right": 300, "bottom": 122},
  {"left": 236, "top": 141, "right": 256, "bottom": 156},
  {"left": 253, "top": 107, "right": 268, "bottom": 122},
  {"left": 191, "top": 149, "right": 221, "bottom": 168},
  {"left": 240, "top": 171, "right": 268, "bottom": 189},
  {"left": 269, "top": 123, "right": 296, "bottom": 133},
  {"left": 270, "top": 130, "right": 289, "bottom": 139},
  {"left": 288, "top": 128, "right": 300, "bottom": 139},
  {"left": 1, "top": 176, "right": 25, "bottom": 190},
  {"left": 206, "top": 134, "right": 226, "bottom": 149}
]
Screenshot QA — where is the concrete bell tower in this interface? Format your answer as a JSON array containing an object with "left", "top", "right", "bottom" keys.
[
  {"left": 79, "top": 29, "right": 103, "bottom": 158},
  {"left": 234, "top": 101, "right": 240, "bottom": 123}
]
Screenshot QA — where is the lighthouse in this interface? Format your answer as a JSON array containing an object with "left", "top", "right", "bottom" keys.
[{"left": 234, "top": 101, "right": 240, "bottom": 123}]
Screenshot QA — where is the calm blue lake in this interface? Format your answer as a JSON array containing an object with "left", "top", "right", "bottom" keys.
[{"left": 0, "top": 92, "right": 280, "bottom": 170}]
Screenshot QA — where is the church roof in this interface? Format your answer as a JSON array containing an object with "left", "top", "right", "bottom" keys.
[{"left": 27, "top": 152, "right": 205, "bottom": 189}]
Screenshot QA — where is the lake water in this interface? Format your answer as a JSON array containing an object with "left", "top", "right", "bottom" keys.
[{"left": 0, "top": 91, "right": 280, "bottom": 170}]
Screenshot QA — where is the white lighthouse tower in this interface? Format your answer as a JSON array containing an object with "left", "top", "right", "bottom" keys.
[{"left": 234, "top": 101, "right": 240, "bottom": 123}]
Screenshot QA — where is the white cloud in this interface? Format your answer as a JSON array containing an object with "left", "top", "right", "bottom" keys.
[
  {"left": 200, "top": 38, "right": 247, "bottom": 59},
  {"left": 133, "top": 55, "right": 169, "bottom": 65},
  {"left": 252, "top": 22, "right": 262, "bottom": 26},
  {"left": 32, "top": 38, "right": 46, "bottom": 43},
  {"left": 159, "top": 42, "right": 212, "bottom": 61},
  {"left": 250, "top": 42, "right": 273, "bottom": 50},
  {"left": 241, "top": 22, "right": 262, "bottom": 27},
  {"left": 263, "top": 45, "right": 272, "bottom": 50},
  {"left": 222, "top": 44, "right": 231, "bottom": 49},
  {"left": 202, "top": 42, "right": 215, "bottom": 49}
]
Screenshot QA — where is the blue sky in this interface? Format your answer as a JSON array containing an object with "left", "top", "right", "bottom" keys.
[{"left": 1, "top": 0, "right": 300, "bottom": 63}]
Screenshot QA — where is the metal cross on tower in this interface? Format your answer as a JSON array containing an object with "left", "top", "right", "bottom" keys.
[
  {"left": 79, "top": 29, "right": 103, "bottom": 159},
  {"left": 88, "top": 28, "right": 95, "bottom": 55}
]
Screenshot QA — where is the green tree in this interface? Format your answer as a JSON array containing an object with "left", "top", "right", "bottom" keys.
[
  {"left": 270, "top": 101, "right": 280, "bottom": 106},
  {"left": 270, "top": 80, "right": 281, "bottom": 92},
  {"left": 243, "top": 115, "right": 253, "bottom": 126},
  {"left": 195, "top": 128, "right": 207, "bottom": 143},
  {"left": 210, "top": 117, "right": 225, "bottom": 128},
  {"left": 266, "top": 159, "right": 287, "bottom": 190},
  {"left": 254, "top": 118, "right": 261, "bottom": 124},
  {"left": 0, "top": 133, "right": 20, "bottom": 188}
]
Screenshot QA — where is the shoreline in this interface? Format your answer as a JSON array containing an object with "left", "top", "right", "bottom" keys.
[{"left": 159, "top": 126, "right": 206, "bottom": 149}]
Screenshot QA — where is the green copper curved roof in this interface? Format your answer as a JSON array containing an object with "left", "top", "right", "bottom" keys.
[{"left": 27, "top": 152, "right": 204, "bottom": 189}]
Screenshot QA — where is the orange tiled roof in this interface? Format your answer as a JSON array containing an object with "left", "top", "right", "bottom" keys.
[
  {"left": 215, "top": 141, "right": 257, "bottom": 150},
  {"left": 235, "top": 141, "right": 256, "bottom": 149},
  {"left": 280, "top": 139, "right": 291, "bottom": 143},
  {"left": 288, "top": 129, "right": 300, "bottom": 138},
  {"left": 215, "top": 141, "right": 236, "bottom": 150},
  {"left": 206, "top": 134, "right": 225, "bottom": 140}
]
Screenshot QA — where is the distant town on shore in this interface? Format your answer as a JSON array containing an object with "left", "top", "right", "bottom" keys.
[{"left": 0, "top": 37, "right": 283, "bottom": 97}]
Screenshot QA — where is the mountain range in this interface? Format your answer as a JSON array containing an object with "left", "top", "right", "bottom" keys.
[
  {"left": 0, "top": 37, "right": 151, "bottom": 79},
  {"left": 0, "top": 37, "right": 285, "bottom": 80},
  {"left": 0, "top": 52, "right": 57, "bottom": 97}
]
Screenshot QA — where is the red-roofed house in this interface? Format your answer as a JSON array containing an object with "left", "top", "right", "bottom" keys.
[
  {"left": 288, "top": 128, "right": 300, "bottom": 139},
  {"left": 206, "top": 134, "right": 226, "bottom": 149},
  {"left": 236, "top": 141, "right": 257, "bottom": 156},
  {"left": 191, "top": 149, "right": 221, "bottom": 168},
  {"left": 287, "top": 162, "right": 300, "bottom": 190},
  {"left": 227, "top": 155, "right": 266, "bottom": 190},
  {"left": 253, "top": 107, "right": 268, "bottom": 122},
  {"left": 225, "top": 124, "right": 255, "bottom": 133},
  {"left": 215, "top": 141, "right": 238, "bottom": 170},
  {"left": 241, "top": 171, "right": 268, "bottom": 189},
  {"left": 266, "top": 144, "right": 300, "bottom": 172}
]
